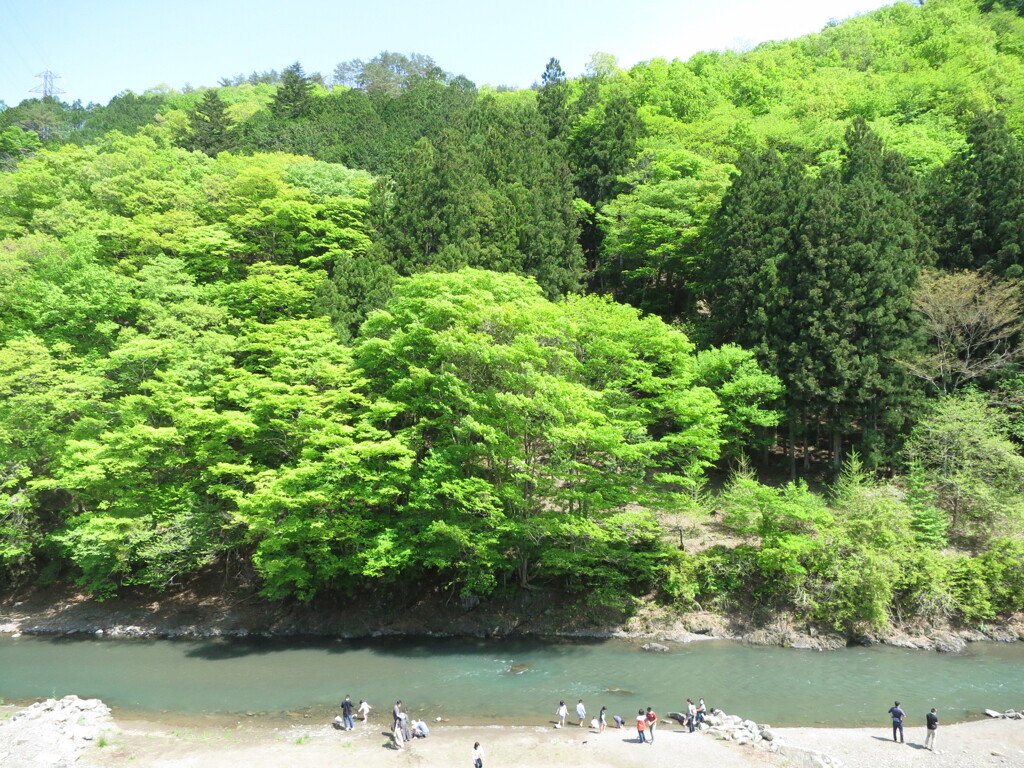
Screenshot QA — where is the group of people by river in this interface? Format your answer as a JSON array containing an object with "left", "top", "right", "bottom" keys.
[
  {"left": 334, "top": 696, "right": 475, "bottom": 760},
  {"left": 335, "top": 690, "right": 940, "bottom": 763},
  {"left": 555, "top": 695, "right": 711, "bottom": 742},
  {"left": 332, "top": 694, "right": 372, "bottom": 731},
  {"left": 888, "top": 700, "right": 940, "bottom": 751}
]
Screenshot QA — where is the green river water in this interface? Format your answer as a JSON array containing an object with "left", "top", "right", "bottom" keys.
[{"left": 2, "top": 635, "right": 1022, "bottom": 727}]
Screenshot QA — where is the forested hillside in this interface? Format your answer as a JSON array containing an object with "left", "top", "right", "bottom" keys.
[{"left": 2, "top": 0, "right": 1024, "bottom": 636}]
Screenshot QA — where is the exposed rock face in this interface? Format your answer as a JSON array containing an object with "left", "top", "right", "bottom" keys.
[{"left": 0, "top": 695, "right": 114, "bottom": 767}]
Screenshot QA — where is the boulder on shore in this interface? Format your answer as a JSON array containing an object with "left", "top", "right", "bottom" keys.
[{"left": 641, "top": 642, "right": 669, "bottom": 653}]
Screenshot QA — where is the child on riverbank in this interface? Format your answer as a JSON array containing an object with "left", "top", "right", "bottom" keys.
[
  {"left": 556, "top": 700, "right": 567, "bottom": 728},
  {"left": 359, "top": 699, "right": 372, "bottom": 726}
]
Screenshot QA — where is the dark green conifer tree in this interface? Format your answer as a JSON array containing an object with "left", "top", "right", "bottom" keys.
[
  {"left": 780, "top": 120, "right": 923, "bottom": 466},
  {"left": 707, "top": 122, "right": 924, "bottom": 469},
  {"left": 466, "top": 95, "right": 584, "bottom": 295},
  {"left": 372, "top": 99, "right": 583, "bottom": 297},
  {"left": 933, "top": 112, "right": 1024, "bottom": 277},
  {"left": 567, "top": 89, "right": 646, "bottom": 281},
  {"left": 373, "top": 135, "right": 486, "bottom": 275},
  {"left": 270, "top": 62, "right": 316, "bottom": 120},
  {"left": 704, "top": 149, "right": 808, "bottom": 363},
  {"left": 536, "top": 58, "right": 570, "bottom": 141},
  {"left": 315, "top": 253, "right": 399, "bottom": 341},
  {"left": 184, "top": 90, "right": 234, "bottom": 156}
]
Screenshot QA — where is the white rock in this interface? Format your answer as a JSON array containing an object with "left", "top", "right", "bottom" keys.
[{"left": 641, "top": 642, "right": 669, "bottom": 653}]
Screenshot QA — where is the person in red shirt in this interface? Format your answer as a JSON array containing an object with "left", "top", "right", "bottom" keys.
[{"left": 645, "top": 707, "right": 658, "bottom": 743}]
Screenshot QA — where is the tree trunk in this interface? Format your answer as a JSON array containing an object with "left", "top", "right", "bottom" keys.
[{"left": 788, "top": 421, "right": 796, "bottom": 480}]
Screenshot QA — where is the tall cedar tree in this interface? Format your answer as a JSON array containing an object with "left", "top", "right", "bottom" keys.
[
  {"left": 184, "top": 90, "right": 234, "bottom": 156},
  {"left": 270, "top": 62, "right": 316, "bottom": 120},
  {"left": 372, "top": 98, "right": 583, "bottom": 297},
  {"left": 566, "top": 88, "right": 646, "bottom": 281},
  {"left": 933, "top": 112, "right": 1024, "bottom": 277},
  {"left": 536, "top": 58, "right": 570, "bottom": 142},
  {"left": 373, "top": 133, "right": 486, "bottom": 275},
  {"left": 707, "top": 122, "right": 923, "bottom": 467},
  {"left": 704, "top": 149, "right": 808, "bottom": 368},
  {"left": 465, "top": 95, "right": 583, "bottom": 296},
  {"left": 784, "top": 121, "right": 923, "bottom": 465}
]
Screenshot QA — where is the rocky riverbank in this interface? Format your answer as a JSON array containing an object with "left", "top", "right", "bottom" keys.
[
  {"left": 0, "top": 695, "right": 114, "bottom": 768},
  {"left": 1, "top": 583, "right": 1022, "bottom": 653}
]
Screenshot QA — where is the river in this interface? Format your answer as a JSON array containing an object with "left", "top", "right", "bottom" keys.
[{"left": 2, "top": 635, "right": 1021, "bottom": 727}]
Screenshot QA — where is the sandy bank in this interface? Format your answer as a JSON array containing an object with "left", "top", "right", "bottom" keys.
[{"left": 8, "top": 711, "right": 1016, "bottom": 768}]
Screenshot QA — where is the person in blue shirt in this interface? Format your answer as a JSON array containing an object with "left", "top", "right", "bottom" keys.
[
  {"left": 411, "top": 719, "right": 430, "bottom": 738},
  {"left": 887, "top": 700, "right": 906, "bottom": 743}
]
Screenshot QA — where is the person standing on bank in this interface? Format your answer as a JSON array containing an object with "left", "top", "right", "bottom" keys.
[
  {"left": 556, "top": 700, "right": 567, "bottom": 728},
  {"left": 393, "top": 700, "right": 403, "bottom": 730},
  {"left": 358, "top": 699, "right": 372, "bottom": 726},
  {"left": 645, "top": 707, "right": 658, "bottom": 744},
  {"left": 576, "top": 699, "right": 587, "bottom": 727},
  {"left": 472, "top": 741, "right": 484, "bottom": 768},
  {"left": 636, "top": 709, "right": 648, "bottom": 743},
  {"left": 925, "top": 708, "right": 939, "bottom": 751},
  {"left": 888, "top": 700, "right": 906, "bottom": 743},
  {"left": 341, "top": 695, "right": 355, "bottom": 730}
]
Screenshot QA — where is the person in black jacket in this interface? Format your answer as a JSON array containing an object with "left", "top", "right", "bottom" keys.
[
  {"left": 341, "top": 695, "right": 354, "bottom": 730},
  {"left": 925, "top": 708, "right": 939, "bottom": 751}
]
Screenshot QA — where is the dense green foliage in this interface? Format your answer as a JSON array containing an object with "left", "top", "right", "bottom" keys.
[{"left": 2, "top": 0, "right": 1024, "bottom": 634}]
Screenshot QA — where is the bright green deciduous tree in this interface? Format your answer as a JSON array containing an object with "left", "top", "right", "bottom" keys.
[
  {"left": 906, "top": 390, "right": 1024, "bottom": 542},
  {"left": 351, "top": 269, "right": 724, "bottom": 595}
]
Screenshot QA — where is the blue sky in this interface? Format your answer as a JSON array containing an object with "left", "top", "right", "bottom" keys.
[{"left": 1, "top": 0, "right": 898, "bottom": 107}]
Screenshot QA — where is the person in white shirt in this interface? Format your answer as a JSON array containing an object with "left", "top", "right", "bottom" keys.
[{"left": 358, "top": 699, "right": 372, "bottom": 726}]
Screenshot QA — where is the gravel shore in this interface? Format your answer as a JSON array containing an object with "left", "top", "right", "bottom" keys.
[{"left": 4, "top": 700, "right": 1023, "bottom": 768}]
